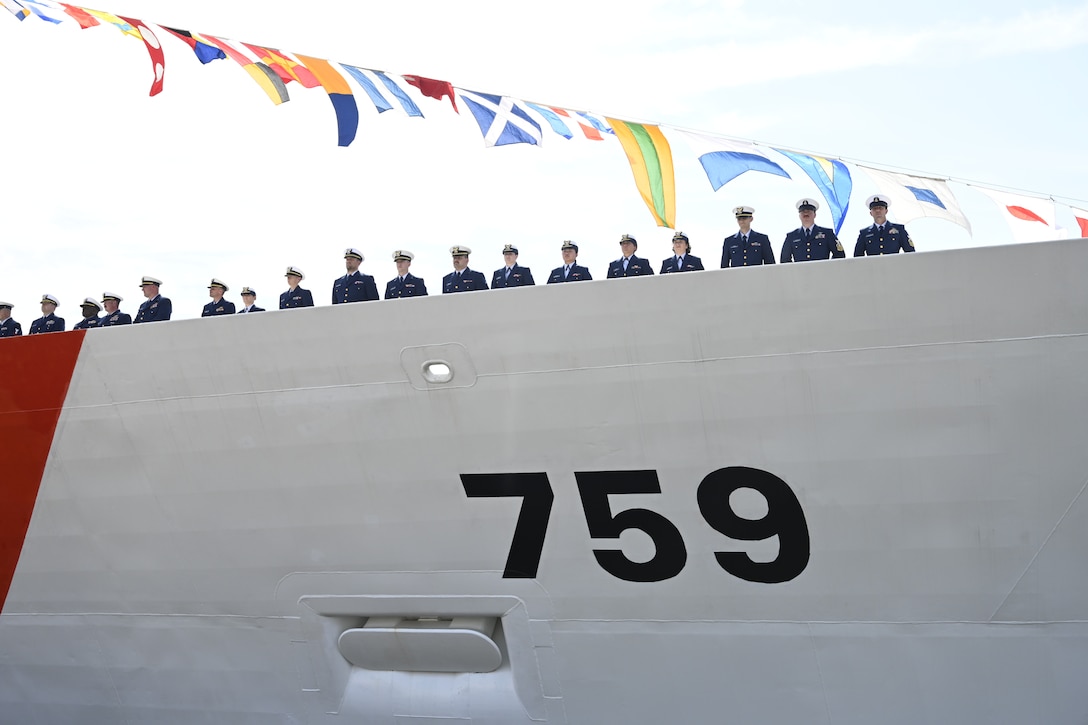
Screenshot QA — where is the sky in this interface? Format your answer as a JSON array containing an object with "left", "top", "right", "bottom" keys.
[{"left": 1, "top": 0, "right": 1087, "bottom": 321}]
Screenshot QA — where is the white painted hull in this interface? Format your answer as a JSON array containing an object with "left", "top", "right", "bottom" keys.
[{"left": 2, "top": 241, "right": 1087, "bottom": 723}]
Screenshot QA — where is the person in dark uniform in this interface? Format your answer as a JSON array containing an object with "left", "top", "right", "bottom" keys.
[
  {"left": 607, "top": 234, "right": 654, "bottom": 278},
  {"left": 29, "top": 294, "right": 65, "bottom": 334},
  {"left": 280, "top": 267, "right": 315, "bottom": 309},
  {"left": 780, "top": 198, "right": 845, "bottom": 263},
  {"left": 100, "top": 293, "right": 132, "bottom": 327},
  {"left": 237, "top": 287, "right": 265, "bottom": 313},
  {"left": 202, "top": 279, "right": 236, "bottom": 317},
  {"left": 547, "top": 241, "right": 593, "bottom": 283},
  {"left": 443, "top": 246, "right": 489, "bottom": 293},
  {"left": 660, "top": 232, "right": 705, "bottom": 273},
  {"left": 333, "top": 247, "right": 380, "bottom": 303},
  {"left": 385, "top": 250, "right": 428, "bottom": 298},
  {"left": 73, "top": 298, "right": 103, "bottom": 330},
  {"left": 722, "top": 206, "right": 776, "bottom": 267},
  {"left": 855, "top": 195, "right": 915, "bottom": 256},
  {"left": 134, "top": 276, "right": 172, "bottom": 323},
  {"left": 0, "top": 301, "right": 22, "bottom": 337},
  {"left": 491, "top": 244, "right": 535, "bottom": 288}
]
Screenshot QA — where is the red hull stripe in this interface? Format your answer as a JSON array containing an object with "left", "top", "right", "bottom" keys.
[{"left": 0, "top": 331, "right": 86, "bottom": 611}]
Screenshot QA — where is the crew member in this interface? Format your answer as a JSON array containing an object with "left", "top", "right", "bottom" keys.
[
  {"left": 780, "top": 199, "right": 845, "bottom": 263},
  {"left": 723, "top": 206, "right": 775, "bottom": 267},
  {"left": 237, "top": 287, "right": 265, "bottom": 313},
  {"left": 443, "top": 246, "right": 489, "bottom": 293},
  {"left": 333, "top": 248, "right": 379, "bottom": 303},
  {"left": 73, "top": 298, "right": 103, "bottom": 330},
  {"left": 385, "top": 251, "right": 428, "bottom": 298},
  {"left": 280, "top": 267, "right": 314, "bottom": 309},
  {"left": 547, "top": 241, "right": 592, "bottom": 283},
  {"left": 0, "top": 301, "right": 21, "bottom": 337},
  {"left": 100, "top": 293, "right": 132, "bottom": 326},
  {"left": 607, "top": 234, "right": 654, "bottom": 277},
  {"left": 661, "top": 232, "right": 704, "bottom": 273},
  {"left": 29, "top": 294, "right": 65, "bottom": 334},
  {"left": 202, "top": 279, "right": 236, "bottom": 317},
  {"left": 134, "top": 276, "right": 172, "bottom": 323},
  {"left": 491, "top": 244, "right": 535, "bottom": 287},
  {"left": 855, "top": 195, "right": 915, "bottom": 256}
]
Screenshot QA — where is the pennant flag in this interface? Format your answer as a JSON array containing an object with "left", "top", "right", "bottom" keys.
[
  {"left": 116, "top": 16, "right": 165, "bottom": 96},
  {"left": 83, "top": 8, "right": 138, "bottom": 37},
  {"left": 242, "top": 44, "right": 320, "bottom": 88},
  {"left": 160, "top": 26, "right": 225, "bottom": 64},
  {"left": 0, "top": 0, "right": 30, "bottom": 21},
  {"left": 776, "top": 149, "right": 853, "bottom": 234},
  {"left": 677, "top": 130, "right": 791, "bottom": 191},
  {"left": 340, "top": 65, "right": 422, "bottom": 117},
  {"left": 576, "top": 111, "right": 613, "bottom": 136},
  {"left": 294, "top": 54, "right": 359, "bottom": 147},
  {"left": 458, "top": 89, "right": 542, "bottom": 148},
  {"left": 58, "top": 3, "right": 97, "bottom": 27},
  {"left": 203, "top": 35, "right": 289, "bottom": 105},
  {"left": 526, "top": 103, "right": 574, "bottom": 139},
  {"left": 607, "top": 118, "right": 676, "bottom": 229},
  {"left": 403, "top": 74, "right": 458, "bottom": 113},
  {"left": 1070, "top": 206, "right": 1088, "bottom": 238},
  {"left": 973, "top": 187, "right": 1058, "bottom": 243},
  {"left": 21, "top": 0, "right": 62, "bottom": 23},
  {"left": 857, "top": 165, "right": 972, "bottom": 234}
]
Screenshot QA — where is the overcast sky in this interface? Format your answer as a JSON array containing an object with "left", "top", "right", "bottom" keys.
[{"left": 2, "top": 0, "right": 1086, "bottom": 320}]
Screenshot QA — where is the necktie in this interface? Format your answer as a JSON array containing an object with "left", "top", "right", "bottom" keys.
[
  {"left": 805, "top": 228, "right": 811, "bottom": 239},
  {"left": 623, "top": 258, "right": 629, "bottom": 272},
  {"left": 743, "top": 235, "right": 748, "bottom": 244},
  {"left": 564, "top": 265, "right": 570, "bottom": 278},
  {"left": 399, "top": 276, "right": 404, "bottom": 283},
  {"left": 676, "top": 256, "right": 682, "bottom": 269},
  {"left": 878, "top": 225, "right": 884, "bottom": 233},
  {"left": 505, "top": 267, "right": 511, "bottom": 279}
]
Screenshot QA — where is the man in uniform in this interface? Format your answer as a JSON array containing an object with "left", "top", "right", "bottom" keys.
[
  {"left": 202, "top": 279, "right": 236, "bottom": 317},
  {"left": 443, "top": 246, "right": 489, "bottom": 293},
  {"left": 333, "top": 248, "right": 379, "bottom": 303},
  {"left": 280, "top": 267, "right": 314, "bottom": 309},
  {"left": 0, "top": 302, "right": 22, "bottom": 337},
  {"left": 780, "top": 199, "right": 845, "bottom": 263},
  {"left": 100, "top": 293, "right": 131, "bottom": 326},
  {"left": 547, "top": 241, "right": 593, "bottom": 283},
  {"left": 660, "top": 232, "right": 705, "bottom": 273},
  {"left": 722, "top": 206, "right": 775, "bottom": 267},
  {"left": 237, "top": 287, "right": 265, "bottom": 313},
  {"left": 491, "top": 244, "right": 535, "bottom": 288},
  {"left": 29, "top": 294, "right": 65, "bottom": 334},
  {"left": 385, "top": 250, "right": 428, "bottom": 298},
  {"left": 73, "top": 298, "right": 103, "bottom": 330},
  {"left": 134, "top": 276, "right": 172, "bottom": 323},
  {"left": 607, "top": 234, "right": 654, "bottom": 278},
  {"left": 855, "top": 195, "right": 915, "bottom": 256}
]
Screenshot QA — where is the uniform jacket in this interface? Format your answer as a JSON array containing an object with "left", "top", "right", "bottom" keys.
[
  {"left": 332, "top": 271, "right": 380, "bottom": 303},
  {"left": 237, "top": 305, "right": 266, "bottom": 314},
  {"left": 660, "top": 254, "right": 705, "bottom": 274},
  {"left": 134, "top": 295, "right": 172, "bottom": 323},
  {"left": 547, "top": 264, "right": 593, "bottom": 283},
  {"left": 202, "top": 299, "right": 236, "bottom": 317},
  {"left": 385, "top": 274, "right": 428, "bottom": 299},
  {"left": 100, "top": 311, "right": 132, "bottom": 326},
  {"left": 442, "top": 268, "right": 489, "bottom": 294},
  {"left": 29, "top": 313, "right": 65, "bottom": 334},
  {"left": 606, "top": 255, "right": 655, "bottom": 278},
  {"left": 279, "top": 287, "right": 314, "bottom": 309},
  {"left": 0, "top": 318, "right": 23, "bottom": 337},
  {"left": 73, "top": 316, "right": 102, "bottom": 330},
  {"left": 780, "top": 226, "right": 845, "bottom": 263},
  {"left": 491, "top": 264, "right": 535, "bottom": 288},
  {"left": 854, "top": 223, "right": 915, "bottom": 256},
  {"left": 722, "top": 231, "right": 776, "bottom": 267}
]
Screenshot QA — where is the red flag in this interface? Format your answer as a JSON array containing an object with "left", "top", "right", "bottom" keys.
[
  {"left": 117, "top": 16, "right": 165, "bottom": 96},
  {"left": 402, "top": 74, "right": 458, "bottom": 113},
  {"left": 58, "top": 3, "right": 98, "bottom": 28},
  {"left": 1072, "top": 207, "right": 1088, "bottom": 237}
]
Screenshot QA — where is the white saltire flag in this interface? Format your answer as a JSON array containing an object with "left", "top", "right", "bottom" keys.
[
  {"left": 973, "top": 187, "right": 1059, "bottom": 243},
  {"left": 857, "top": 165, "right": 972, "bottom": 234},
  {"left": 457, "top": 89, "right": 542, "bottom": 147},
  {"left": 674, "top": 129, "right": 790, "bottom": 190}
]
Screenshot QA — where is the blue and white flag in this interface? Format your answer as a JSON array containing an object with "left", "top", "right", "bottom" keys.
[
  {"left": 0, "top": 0, "right": 30, "bottom": 20},
  {"left": 676, "top": 129, "right": 791, "bottom": 190},
  {"left": 775, "top": 149, "right": 853, "bottom": 234},
  {"left": 458, "top": 90, "right": 542, "bottom": 147},
  {"left": 526, "top": 102, "right": 573, "bottom": 139},
  {"left": 340, "top": 65, "right": 423, "bottom": 117},
  {"left": 858, "top": 165, "right": 972, "bottom": 234}
]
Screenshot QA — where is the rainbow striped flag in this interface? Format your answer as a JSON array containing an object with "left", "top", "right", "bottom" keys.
[{"left": 607, "top": 118, "right": 676, "bottom": 229}]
